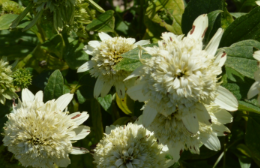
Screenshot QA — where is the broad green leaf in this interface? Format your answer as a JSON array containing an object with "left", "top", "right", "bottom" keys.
[
  {"left": 220, "top": 7, "right": 260, "bottom": 47},
  {"left": 41, "top": 34, "right": 65, "bottom": 59},
  {"left": 222, "top": 40, "right": 260, "bottom": 79},
  {"left": 64, "top": 40, "right": 89, "bottom": 69},
  {"left": 77, "top": 73, "right": 96, "bottom": 102},
  {"left": 113, "top": 117, "right": 132, "bottom": 125},
  {"left": 238, "top": 101, "right": 260, "bottom": 114},
  {"left": 90, "top": 98, "right": 104, "bottom": 141},
  {"left": 22, "top": 10, "right": 43, "bottom": 32},
  {"left": 246, "top": 113, "right": 260, "bottom": 163},
  {"left": 145, "top": 0, "right": 184, "bottom": 35},
  {"left": 10, "top": 2, "right": 33, "bottom": 28},
  {"left": 86, "top": 10, "right": 115, "bottom": 32},
  {"left": 97, "top": 94, "right": 113, "bottom": 111},
  {"left": 181, "top": 0, "right": 222, "bottom": 35},
  {"left": 0, "top": 14, "right": 19, "bottom": 30},
  {"left": 116, "top": 93, "right": 134, "bottom": 116},
  {"left": 44, "top": 70, "right": 64, "bottom": 101},
  {"left": 113, "top": 43, "right": 154, "bottom": 71}
]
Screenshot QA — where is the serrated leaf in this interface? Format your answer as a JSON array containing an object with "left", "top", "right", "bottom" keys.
[
  {"left": 181, "top": 0, "right": 222, "bottom": 35},
  {"left": 86, "top": 10, "right": 115, "bottom": 32},
  {"left": 116, "top": 93, "right": 134, "bottom": 116},
  {"left": 97, "top": 94, "right": 113, "bottom": 111},
  {"left": 113, "top": 117, "right": 132, "bottom": 125},
  {"left": 44, "top": 70, "right": 64, "bottom": 101},
  {"left": 64, "top": 40, "right": 89, "bottom": 69},
  {"left": 220, "top": 7, "right": 260, "bottom": 47},
  {"left": 146, "top": 0, "right": 184, "bottom": 35}
]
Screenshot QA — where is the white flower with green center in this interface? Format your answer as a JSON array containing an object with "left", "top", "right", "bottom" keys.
[
  {"left": 93, "top": 123, "right": 175, "bottom": 168},
  {"left": 125, "top": 14, "right": 238, "bottom": 134},
  {"left": 248, "top": 50, "right": 260, "bottom": 104},
  {"left": 0, "top": 57, "right": 17, "bottom": 104},
  {"left": 3, "top": 89, "right": 90, "bottom": 168},
  {"left": 77, "top": 32, "right": 150, "bottom": 98},
  {"left": 143, "top": 103, "right": 233, "bottom": 162}
]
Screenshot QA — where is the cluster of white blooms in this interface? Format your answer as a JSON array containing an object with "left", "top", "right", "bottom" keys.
[
  {"left": 77, "top": 32, "right": 150, "bottom": 98},
  {"left": 124, "top": 14, "right": 238, "bottom": 159},
  {"left": 0, "top": 57, "right": 17, "bottom": 104},
  {"left": 248, "top": 50, "right": 260, "bottom": 104},
  {"left": 3, "top": 89, "right": 90, "bottom": 168},
  {"left": 147, "top": 103, "right": 232, "bottom": 161},
  {"left": 93, "top": 123, "right": 174, "bottom": 168}
]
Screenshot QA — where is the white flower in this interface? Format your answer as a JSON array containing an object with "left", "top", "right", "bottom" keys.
[
  {"left": 256, "top": 1, "right": 260, "bottom": 6},
  {"left": 0, "top": 57, "right": 17, "bottom": 104},
  {"left": 125, "top": 14, "right": 238, "bottom": 134},
  {"left": 93, "top": 123, "right": 174, "bottom": 168},
  {"left": 248, "top": 50, "right": 260, "bottom": 104},
  {"left": 143, "top": 103, "right": 233, "bottom": 162},
  {"left": 77, "top": 32, "right": 150, "bottom": 98},
  {"left": 3, "top": 89, "right": 90, "bottom": 168}
]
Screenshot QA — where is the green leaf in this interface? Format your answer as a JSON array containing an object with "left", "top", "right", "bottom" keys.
[
  {"left": 113, "top": 43, "right": 154, "bottom": 71},
  {"left": 86, "top": 10, "right": 115, "bottom": 32},
  {"left": 181, "top": 0, "right": 222, "bottom": 35},
  {"left": 97, "top": 94, "right": 113, "bottom": 111},
  {"left": 232, "top": 0, "right": 258, "bottom": 12},
  {"left": 10, "top": 2, "right": 33, "bottom": 28},
  {"left": 64, "top": 40, "right": 89, "bottom": 69},
  {"left": 77, "top": 74, "right": 96, "bottom": 102},
  {"left": 230, "top": 12, "right": 247, "bottom": 18},
  {"left": 44, "top": 70, "right": 64, "bottom": 101},
  {"left": 113, "top": 117, "right": 132, "bottom": 125},
  {"left": 22, "top": 10, "right": 43, "bottom": 32},
  {"left": 238, "top": 101, "right": 260, "bottom": 114},
  {"left": 220, "top": 7, "right": 260, "bottom": 47},
  {"left": 41, "top": 34, "right": 65, "bottom": 59},
  {"left": 222, "top": 40, "right": 260, "bottom": 79},
  {"left": 90, "top": 98, "right": 104, "bottom": 141},
  {"left": 221, "top": 1, "right": 234, "bottom": 29},
  {"left": 145, "top": 0, "right": 184, "bottom": 35},
  {"left": 0, "top": 14, "right": 19, "bottom": 30}
]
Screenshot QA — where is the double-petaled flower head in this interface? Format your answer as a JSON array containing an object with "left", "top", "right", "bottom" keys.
[
  {"left": 146, "top": 103, "right": 233, "bottom": 161},
  {"left": 93, "top": 123, "right": 175, "bottom": 168},
  {"left": 3, "top": 89, "right": 90, "bottom": 168},
  {"left": 0, "top": 57, "right": 17, "bottom": 104},
  {"left": 125, "top": 14, "right": 238, "bottom": 133},
  {"left": 77, "top": 32, "right": 150, "bottom": 98}
]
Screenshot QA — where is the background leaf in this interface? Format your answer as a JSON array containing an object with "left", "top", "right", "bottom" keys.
[{"left": 44, "top": 70, "right": 64, "bottom": 101}]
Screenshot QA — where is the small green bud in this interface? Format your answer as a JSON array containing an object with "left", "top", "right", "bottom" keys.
[{"left": 12, "top": 68, "right": 32, "bottom": 90}]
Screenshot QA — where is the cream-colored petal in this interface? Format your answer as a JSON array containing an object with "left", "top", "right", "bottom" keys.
[
  {"left": 142, "top": 105, "right": 157, "bottom": 127},
  {"left": 248, "top": 81, "right": 259, "bottom": 99},
  {"left": 214, "top": 86, "right": 238, "bottom": 112},
  {"left": 22, "top": 88, "right": 35, "bottom": 102},
  {"left": 127, "top": 82, "right": 149, "bottom": 102},
  {"left": 70, "top": 125, "right": 90, "bottom": 140},
  {"left": 88, "top": 40, "right": 100, "bottom": 48},
  {"left": 105, "top": 125, "right": 117, "bottom": 134},
  {"left": 214, "top": 51, "right": 227, "bottom": 67},
  {"left": 182, "top": 112, "right": 199, "bottom": 134},
  {"left": 70, "top": 112, "right": 89, "bottom": 125},
  {"left": 195, "top": 103, "right": 212, "bottom": 125},
  {"left": 188, "top": 14, "right": 208, "bottom": 40},
  {"left": 101, "top": 81, "right": 113, "bottom": 97},
  {"left": 71, "top": 147, "right": 89, "bottom": 155},
  {"left": 55, "top": 93, "right": 74, "bottom": 111},
  {"left": 124, "top": 66, "right": 144, "bottom": 81},
  {"left": 256, "top": 1, "right": 260, "bottom": 6},
  {"left": 212, "top": 124, "right": 230, "bottom": 136},
  {"left": 200, "top": 133, "right": 221, "bottom": 151},
  {"left": 77, "top": 60, "right": 94, "bottom": 73},
  {"left": 205, "top": 28, "right": 224, "bottom": 56},
  {"left": 253, "top": 50, "right": 260, "bottom": 61},
  {"left": 98, "top": 32, "right": 112, "bottom": 41},
  {"left": 34, "top": 91, "right": 43, "bottom": 102},
  {"left": 134, "top": 40, "right": 150, "bottom": 46},
  {"left": 115, "top": 82, "right": 125, "bottom": 98},
  {"left": 94, "top": 76, "right": 104, "bottom": 98},
  {"left": 55, "top": 157, "right": 71, "bottom": 167},
  {"left": 213, "top": 109, "right": 233, "bottom": 124}
]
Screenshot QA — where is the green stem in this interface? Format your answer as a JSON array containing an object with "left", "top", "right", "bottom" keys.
[
  {"left": 86, "top": 6, "right": 94, "bottom": 20},
  {"left": 36, "top": 23, "right": 46, "bottom": 43}
]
